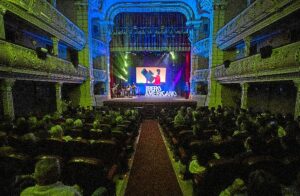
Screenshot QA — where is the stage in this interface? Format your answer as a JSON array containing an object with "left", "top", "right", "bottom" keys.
[{"left": 103, "top": 96, "right": 197, "bottom": 108}]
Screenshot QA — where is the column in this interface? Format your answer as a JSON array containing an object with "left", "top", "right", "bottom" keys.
[
  {"left": 293, "top": 80, "right": 300, "bottom": 118},
  {"left": 55, "top": 82, "right": 63, "bottom": 114},
  {"left": 187, "top": 21, "right": 201, "bottom": 98},
  {"left": 0, "top": 6, "right": 6, "bottom": 39},
  {"left": 240, "top": 82, "right": 249, "bottom": 109},
  {"left": 0, "top": 79, "right": 16, "bottom": 120},
  {"left": 207, "top": 0, "right": 227, "bottom": 107},
  {"left": 75, "top": 0, "right": 94, "bottom": 107},
  {"left": 51, "top": 37, "right": 59, "bottom": 56},
  {"left": 244, "top": 36, "right": 251, "bottom": 57},
  {"left": 99, "top": 20, "right": 113, "bottom": 99}
]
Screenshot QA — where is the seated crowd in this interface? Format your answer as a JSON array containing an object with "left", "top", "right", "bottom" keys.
[
  {"left": 159, "top": 106, "right": 300, "bottom": 196},
  {"left": 0, "top": 106, "right": 141, "bottom": 195}
]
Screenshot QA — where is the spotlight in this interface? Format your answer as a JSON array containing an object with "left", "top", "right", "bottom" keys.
[{"left": 170, "top": 51, "right": 176, "bottom": 60}]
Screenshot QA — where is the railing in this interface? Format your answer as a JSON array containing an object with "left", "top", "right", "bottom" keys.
[
  {"left": 110, "top": 45, "right": 191, "bottom": 52},
  {"left": 193, "top": 69, "right": 209, "bottom": 82},
  {"left": 216, "top": 0, "right": 300, "bottom": 49},
  {"left": 1, "top": 0, "right": 86, "bottom": 50},
  {"left": 214, "top": 41, "right": 300, "bottom": 81},
  {"left": 193, "top": 38, "right": 209, "bottom": 57},
  {"left": 112, "top": 26, "right": 190, "bottom": 35},
  {"left": 0, "top": 40, "right": 88, "bottom": 81},
  {"left": 93, "top": 69, "right": 107, "bottom": 82}
]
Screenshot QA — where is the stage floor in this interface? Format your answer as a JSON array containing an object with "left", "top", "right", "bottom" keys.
[{"left": 103, "top": 96, "right": 197, "bottom": 107}]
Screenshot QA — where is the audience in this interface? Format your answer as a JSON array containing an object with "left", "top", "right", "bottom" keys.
[
  {"left": 159, "top": 105, "right": 300, "bottom": 195},
  {"left": 20, "top": 158, "right": 82, "bottom": 196}
]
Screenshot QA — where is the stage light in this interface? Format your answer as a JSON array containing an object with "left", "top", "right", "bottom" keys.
[
  {"left": 170, "top": 51, "right": 176, "bottom": 60},
  {"left": 125, "top": 54, "right": 128, "bottom": 60},
  {"left": 124, "top": 61, "right": 128, "bottom": 67}
]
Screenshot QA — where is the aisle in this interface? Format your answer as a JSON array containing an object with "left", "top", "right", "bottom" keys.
[{"left": 125, "top": 120, "right": 182, "bottom": 196}]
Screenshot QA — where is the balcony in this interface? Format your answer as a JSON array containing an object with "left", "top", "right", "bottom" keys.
[
  {"left": 192, "top": 38, "right": 210, "bottom": 57},
  {"left": 192, "top": 69, "right": 209, "bottom": 82},
  {"left": 0, "top": 40, "right": 88, "bottom": 83},
  {"left": 93, "top": 69, "right": 107, "bottom": 82},
  {"left": 1, "top": 0, "right": 86, "bottom": 50},
  {"left": 214, "top": 41, "right": 300, "bottom": 83},
  {"left": 216, "top": 0, "right": 300, "bottom": 50}
]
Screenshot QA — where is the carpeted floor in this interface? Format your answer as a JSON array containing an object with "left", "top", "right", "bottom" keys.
[{"left": 125, "top": 120, "right": 182, "bottom": 196}]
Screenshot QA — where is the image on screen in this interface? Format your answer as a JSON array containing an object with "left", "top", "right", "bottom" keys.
[{"left": 136, "top": 67, "right": 166, "bottom": 84}]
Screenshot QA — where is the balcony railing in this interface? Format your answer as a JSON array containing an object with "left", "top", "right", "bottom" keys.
[
  {"left": 214, "top": 41, "right": 300, "bottom": 82},
  {"left": 216, "top": 0, "right": 300, "bottom": 49},
  {"left": 93, "top": 69, "right": 107, "bottom": 82},
  {"left": 192, "top": 38, "right": 209, "bottom": 57},
  {"left": 1, "top": 0, "right": 86, "bottom": 50},
  {"left": 0, "top": 40, "right": 88, "bottom": 82},
  {"left": 193, "top": 69, "right": 209, "bottom": 82}
]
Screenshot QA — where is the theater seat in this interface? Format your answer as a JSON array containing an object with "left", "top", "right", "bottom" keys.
[
  {"left": 242, "top": 155, "right": 285, "bottom": 182},
  {"left": 36, "top": 138, "right": 65, "bottom": 157},
  {"left": 0, "top": 153, "right": 30, "bottom": 195},
  {"left": 63, "top": 157, "right": 108, "bottom": 196},
  {"left": 201, "top": 158, "right": 244, "bottom": 196}
]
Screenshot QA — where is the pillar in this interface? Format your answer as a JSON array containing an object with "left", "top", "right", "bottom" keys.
[
  {"left": 75, "top": 0, "right": 94, "bottom": 107},
  {"left": 244, "top": 36, "right": 251, "bottom": 57},
  {"left": 99, "top": 20, "right": 113, "bottom": 99},
  {"left": 208, "top": 0, "right": 228, "bottom": 107},
  {"left": 55, "top": 82, "right": 63, "bottom": 113},
  {"left": 0, "top": 6, "right": 6, "bottom": 39},
  {"left": 0, "top": 79, "right": 16, "bottom": 120},
  {"left": 52, "top": 37, "right": 59, "bottom": 56},
  {"left": 240, "top": 82, "right": 249, "bottom": 109},
  {"left": 293, "top": 80, "right": 300, "bottom": 118},
  {"left": 187, "top": 20, "right": 202, "bottom": 98}
]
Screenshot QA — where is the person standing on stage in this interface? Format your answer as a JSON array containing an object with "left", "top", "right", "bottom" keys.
[
  {"left": 131, "top": 83, "right": 136, "bottom": 96},
  {"left": 153, "top": 69, "right": 161, "bottom": 85}
]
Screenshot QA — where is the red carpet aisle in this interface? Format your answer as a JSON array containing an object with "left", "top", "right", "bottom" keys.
[{"left": 125, "top": 120, "right": 182, "bottom": 196}]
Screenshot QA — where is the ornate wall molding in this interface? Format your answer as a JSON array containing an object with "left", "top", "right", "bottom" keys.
[
  {"left": 214, "top": 41, "right": 300, "bottom": 83},
  {"left": 192, "top": 37, "right": 209, "bottom": 57},
  {"left": 93, "top": 69, "right": 107, "bottom": 82},
  {"left": 105, "top": 1, "right": 195, "bottom": 21},
  {"left": 193, "top": 69, "right": 209, "bottom": 82},
  {"left": 92, "top": 38, "right": 107, "bottom": 57},
  {"left": 216, "top": 0, "right": 300, "bottom": 50},
  {"left": 0, "top": 40, "right": 88, "bottom": 83},
  {"left": 1, "top": 0, "right": 86, "bottom": 50}
]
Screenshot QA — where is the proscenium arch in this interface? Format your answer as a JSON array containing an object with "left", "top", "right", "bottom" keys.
[{"left": 104, "top": 1, "right": 196, "bottom": 22}]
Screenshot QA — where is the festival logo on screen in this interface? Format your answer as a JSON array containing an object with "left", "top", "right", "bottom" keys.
[{"left": 136, "top": 67, "right": 166, "bottom": 84}]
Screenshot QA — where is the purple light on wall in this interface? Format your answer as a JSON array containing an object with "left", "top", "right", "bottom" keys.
[{"left": 170, "top": 68, "right": 183, "bottom": 90}]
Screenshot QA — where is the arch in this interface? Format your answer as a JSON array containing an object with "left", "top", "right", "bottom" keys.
[{"left": 104, "top": 1, "right": 196, "bottom": 22}]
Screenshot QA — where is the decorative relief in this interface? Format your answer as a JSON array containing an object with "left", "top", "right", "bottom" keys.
[
  {"left": 193, "top": 69, "right": 209, "bottom": 82},
  {"left": 214, "top": 41, "right": 300, "bottom": 82},
  {"left": 93, "top": 69, "right": 107, "bottom": 82},
  {"left": 92, "top": 38, "right": 107, "bottom": 56},
  {"left": 216, "top": 0, "right": 299, "bottom": 49},
  {"left": 1, "top": 0, "right": 86, "bottom": 50},
  {"left": 0, "top": 40, "right": 88, "bottom": 80},
  {"left": 193, "top": 38, "right": 210, "bottom": 57}
]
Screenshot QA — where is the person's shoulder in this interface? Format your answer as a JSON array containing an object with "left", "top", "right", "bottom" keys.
[{"left": 20, "top": 186, "right": 35, "bottom": 196}]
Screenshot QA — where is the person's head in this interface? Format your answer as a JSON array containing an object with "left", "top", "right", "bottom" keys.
[
  {"left": 49, "top": 125, "right": 63, "bottom": 139},
  {"left": 74, "top": 119, "right": 83, "bottom": 128},
  {"left": 34, "top": 158, "right": 61, "bottom": 185},
  {"left": 156, "top": 69, "right": 160, "bottom": 75},
  {"left": 248, "top": 169, "right": 282, "bottom": 196}
]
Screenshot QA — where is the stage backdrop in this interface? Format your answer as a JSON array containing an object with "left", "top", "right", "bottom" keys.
[{"left": 111, "top": 51, "right": 190, "bottom": 96}]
